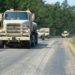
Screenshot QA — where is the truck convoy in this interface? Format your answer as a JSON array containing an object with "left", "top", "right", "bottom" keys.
[{"left": 0, "top": 9, "right": 38, "bottom": 48}]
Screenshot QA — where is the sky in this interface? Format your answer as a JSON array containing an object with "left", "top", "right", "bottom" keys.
[{"left": 44, "top": 0, "right": 75, "bottom": 6}]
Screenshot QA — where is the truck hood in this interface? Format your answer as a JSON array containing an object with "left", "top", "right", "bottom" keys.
[
  {"left": 3, "top": 20, "right": 29, "bottom": 24},
  {"left": 38, "top": 32, "right": 44, "bottom": 37}
]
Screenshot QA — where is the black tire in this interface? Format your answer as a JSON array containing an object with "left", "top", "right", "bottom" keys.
[
  {"left": 35, "top": 35, "right": 38, "bottom": 45},
  {"left": 42, "top": 38, "right": 45, "bottom": 40},
  {"left": 4, "top": 44, "right": 7, "bottom": 48},
  {"left": 47, "top": 36, "right": 50, "bottom": 39},
  {"left": 41, "top": 36, "right": 45, "bottom": 40},
  {"left": 35, "top": 39, "right": 38, "bottom": 45},
  {"left": 0, "top": 44, "right": 4, "bottom": 48},
  {"left": 26, "top": 41, "right": 31, "bottom": 49},
  {"left": 0, "top": 41, "right": 4, "bottom": 48},
  {"left": 31, "top": 35, "right": 36, "bottom": 47},
  {"left": 31, "top": 40, "right": 35, "bottom": 47}
]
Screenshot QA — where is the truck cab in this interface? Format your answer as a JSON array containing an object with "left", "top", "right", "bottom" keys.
[{"left": 0, "top": 9, "right": 38, "bottom": 48}]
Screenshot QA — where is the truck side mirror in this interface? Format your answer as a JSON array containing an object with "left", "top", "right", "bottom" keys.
[
  {"left": 31, "top": 13, "right": 35, "bottom": 21},
  {"left": 0, "top": 13, "right": 3, "bottom": 27},
  {"left": 0, "top": 13, "right": 3, "bottom": 21}
]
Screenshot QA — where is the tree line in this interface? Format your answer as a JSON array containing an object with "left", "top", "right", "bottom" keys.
[{"left": 0, "top": 0, "right": 75, "bottom": 35}]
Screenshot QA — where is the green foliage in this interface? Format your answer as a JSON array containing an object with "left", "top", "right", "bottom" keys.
[{"left": 0, "top": 0, "right": 75, "bottom": 35}]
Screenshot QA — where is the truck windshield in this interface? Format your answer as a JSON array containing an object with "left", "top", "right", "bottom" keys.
[{"left": 5, "top": 12, "right": 28, "bottom": 20}]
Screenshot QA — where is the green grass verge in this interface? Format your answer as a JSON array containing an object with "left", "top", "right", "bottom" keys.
[{"left": 69, "top": 37, "right": 75, "bottom": 54}]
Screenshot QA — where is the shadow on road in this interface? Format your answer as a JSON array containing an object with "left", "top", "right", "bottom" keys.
[
  {"left": 33, "top": 43, "right": 48, "bottom": 49},
  {"left": 0, "top": 39, "right": 50, "bottom": 50},
  {"left": 0, "top": 43, "right": 48, "bottom": 51}
]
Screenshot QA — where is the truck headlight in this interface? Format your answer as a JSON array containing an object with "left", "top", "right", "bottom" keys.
[
  {"left": 22, "top": 29, "right": 30, "bottom": 33},
  {"left": 22, "top": 30, "right": 30, "bottom": 36},
  {"left": 22, "top": 27, "right": 30, "bottom": 36},
  {"left": 22, "top": 28, "right": 30, "bottom": 33},
  {"left": 22, "top": 33, "right": 30, "bottom": 37}
]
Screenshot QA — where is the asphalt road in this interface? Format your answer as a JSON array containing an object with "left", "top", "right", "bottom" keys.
[{"left": 0, "top": 38, "right": 75, "bottom": 75}]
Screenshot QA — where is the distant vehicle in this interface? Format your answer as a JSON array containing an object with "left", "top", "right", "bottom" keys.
[
  {"left": 38, "top": 30, "right": 45, "bottom": 38},
  {"left": 0, "top": 9, "right": 38, "bottom": 48},
  {"left": 61, "top": 31, "right": 69, "bottom": 38},
  {"left": 38, "top": 28, "right": 50, "bottom": 39}
]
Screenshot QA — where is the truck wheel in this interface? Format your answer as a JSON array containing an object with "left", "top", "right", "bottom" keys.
[
  {"left": 0, "top": 44, "right": 4, "bottom": 48},
  {"left": 31, "top": 36, "right": 35, "bottom": 47},
  {"left": 35, "top": 34, "right": 38, "bottom": 45},
  {"left": 41, "top": 36, "right": 45, "bottom": 40},
  {"left": 35, "top": 40, "right": 37, "bottom": 45},
  {"left": 0, "top": 41, "right": 4, "bottom": 48},
  {"left": 4, "top": 44, "right": 7, "bottom": 48},
  {"left": 35, "top": 38, "right": 38, "bottom": 45},
  {"left": 47, "top": 36, "right": 50, "bottom": 39},
  {"left": 26, "top": 41, "right": 31, "bottom": 48}
]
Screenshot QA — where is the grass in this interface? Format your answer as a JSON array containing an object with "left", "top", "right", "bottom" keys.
[{"left": 69, "top": 37, "right": 75, "bottom": 54}]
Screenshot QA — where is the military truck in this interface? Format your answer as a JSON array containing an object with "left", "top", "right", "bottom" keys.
[
  {"left": 61, "top": 31, "right": 69, "bottom": 38},
  {"left": 38, "top": 28, "right": 50, "bottom": 39},
  {"left": 0, "top": 9, "right": 38, "bottom": 48}
]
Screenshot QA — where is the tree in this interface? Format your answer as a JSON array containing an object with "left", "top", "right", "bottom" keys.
[
  {"left": 0, "top": 0, "right": 75, "bottom": 35},
  {"left": 62, "top": 0, "right": 69, "bottom": 8}
]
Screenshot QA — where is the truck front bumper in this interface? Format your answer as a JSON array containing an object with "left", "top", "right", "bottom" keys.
[{"left": 0, "top": 36, "right": 30, "bottom": 41}]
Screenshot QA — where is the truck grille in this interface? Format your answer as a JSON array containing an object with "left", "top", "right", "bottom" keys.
[{"left": 6, "top": 24, "right": 21, "bottom": 35}]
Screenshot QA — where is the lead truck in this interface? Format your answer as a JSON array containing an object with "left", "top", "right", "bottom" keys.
[{"left": 0, "top": 9, "right": 38, "bottom": 48}]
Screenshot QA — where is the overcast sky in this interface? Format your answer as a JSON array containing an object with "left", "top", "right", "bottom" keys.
[{"left": 44, "top": 0, "right": 75, "bottom": 6}]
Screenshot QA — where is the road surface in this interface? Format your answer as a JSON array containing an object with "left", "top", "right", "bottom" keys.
[{"left": 0, "top": 38, "right": 75, "bottom": 75}]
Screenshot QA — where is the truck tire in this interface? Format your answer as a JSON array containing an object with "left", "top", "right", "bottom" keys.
[
  {"left": 31, "top": 35, "right": 35, "bottom": 47},
  {"left": 47, "top": 36, "right": 50, "bottom": 39},
  {"left": 26, "top": 41, "right": 31, "bottom": 48},
  {"left": 35, "top": 33, "right": 38, "bottom": 45},
  {"left": 41, "top": 35, "right": 45, "bottom": 40},
  {"left": 0, "top": 42, "right": 7, "bottom": 48},
  {"left": 0, "top": 41, "right": 4, "bottom": 48},
  {"left": 35, "top": 39, "right": 38, "bottom": 45},
  {"left": 21, "top": 41, "right": 31, "bottom": 48},
  {"left": 4, "top": 44, "right": 7, "bottom": 48}
]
